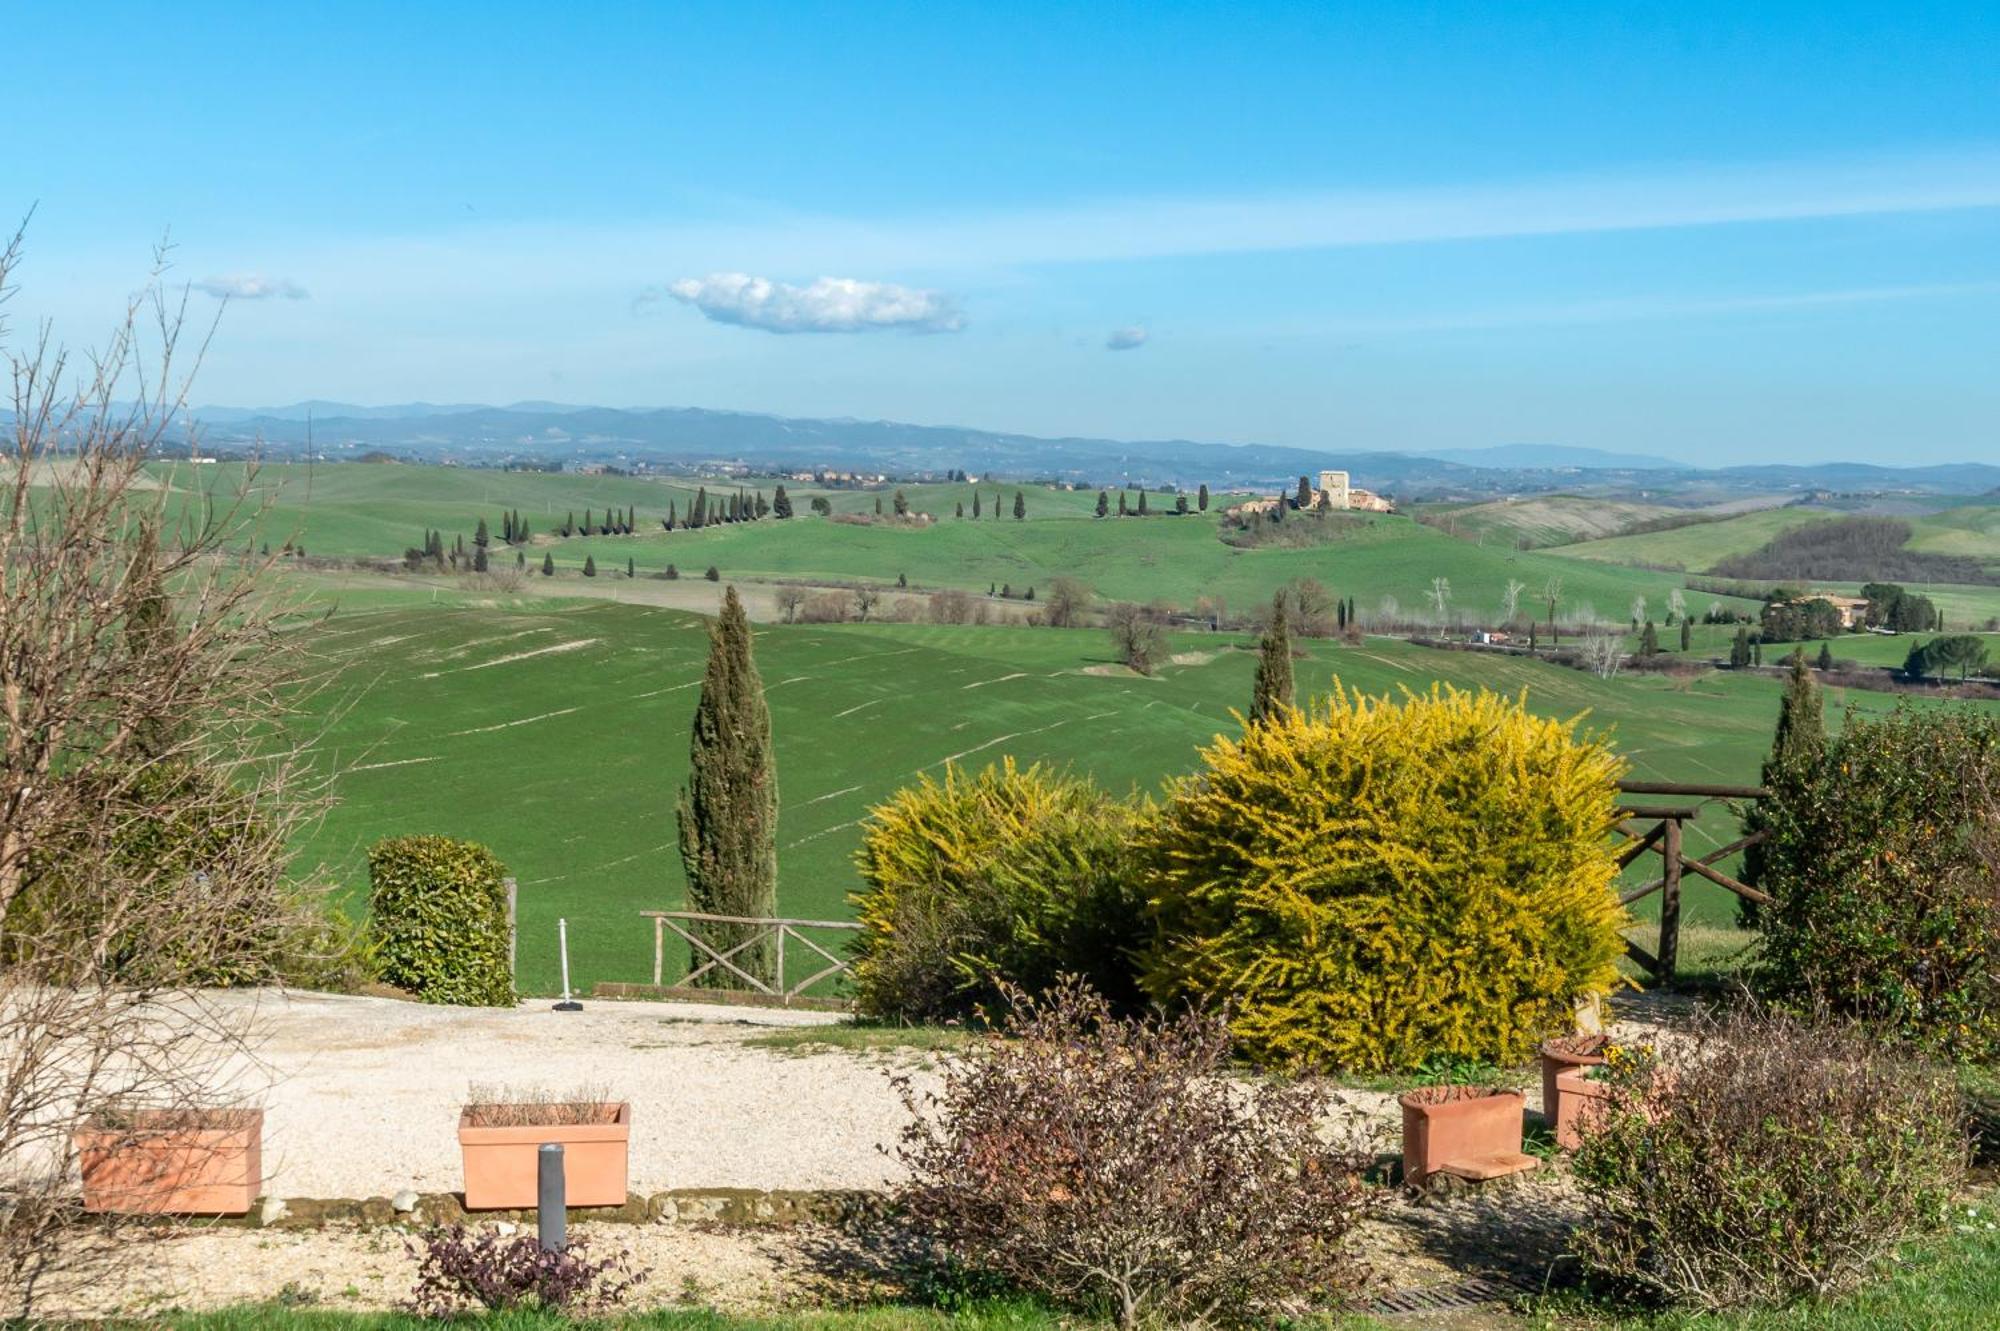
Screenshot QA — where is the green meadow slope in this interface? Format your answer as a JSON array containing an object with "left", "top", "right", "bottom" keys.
[
  {"left": 155, "top": 461, "right": 1761, "bottom": 624},
  {"left": 290, "top": 600, "right": 1987, "bottom": 993}
]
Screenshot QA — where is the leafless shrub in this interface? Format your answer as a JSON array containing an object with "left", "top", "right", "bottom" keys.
[
  {"left": 462, "top": 1084, "right": 620, "bottom": 1128},
  {"left": 927, "top": 588, "right": 975, "bottom": 624},
  {"left": 1042, "top": 575, "right": 1091, "bottom": 628},
  {"left": 1571, "top": 1006, "right": 1968, "bottom": 1311},
  {"left": 887, "top": 979, "right": 1376, "bottom": 1330},
  {"left": 774, "top": 584, "right": 808, "bottom": 623},
  {"left": 1103, "top": 601, "right": 1169, "bottom": 675},
  {"left": 797, "top": 591, "right": 854, "bottom": 624},
  {"left": 0, "top": 224, "right": 336, "bottom": 1313}
]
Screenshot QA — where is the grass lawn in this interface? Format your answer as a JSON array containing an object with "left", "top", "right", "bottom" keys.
[{"left": 288, "top": 594, "right": 2000, "bottom": 994}]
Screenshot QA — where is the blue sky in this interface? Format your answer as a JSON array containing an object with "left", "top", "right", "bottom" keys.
[{"left": 6, "top": 1, "right": 1999, "bottom": 464}]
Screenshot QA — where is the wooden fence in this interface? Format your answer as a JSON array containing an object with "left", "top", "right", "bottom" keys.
[
  {"left": 641, "top": 910, "right": 861, "bottom": 1006},
  {"left": 1614, "top": 779, "right": 1770, "bottom": 980}
]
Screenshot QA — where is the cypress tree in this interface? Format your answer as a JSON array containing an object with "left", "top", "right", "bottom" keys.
[
  {"left": 666, "top": 501, "right": 677, "bottom": 530},
  {"left": 1137, "top": 490, "right": 1149, "bottom": 516},
  {"left": 516, "top": 549, "right": 525, "bottom": 570},
  {"left": 1743, "top": 650, "right": 1826, "bottom": 922},
  {"left": 993, "top": 491, "right": 1001, "bottom": 520},
  {"left": 583, "top": 555, "right": 597, "bottom": 577},
  {"left": 541, "top": 552, "right": 555, "bottom": 576},
  {"left": 628, "top": 504, "right": 638, "bottom": 531},
  {"left": 584, "top": 508, "right": 594, "bottom": 536},
  {"left": 1731, "top": 626, "right": 1752, "bottom": 668},
  {"left": 1198, "top": 483, "right": 1209, "bottom": 512},
  {"left": 474, "top": 545, "right": 489, "bottom": 573},
  {"left": 691, "top": 488, "right": 707, "bottom": 528},
  {"left": 1096, "top": 490, "right": 1109, "bottom": 517},
  {"left": 1175, "top": 493, "right": 1189, "bottom": 514},
  {"left": 1118, "top": 492, "right": 1130, "bottom": 517},
  {"left": 1013, "top": 491, "right": 1026, "bottom": 520},
  {"left": 1680, "top": 619, "right": 1692, "bottom": 652},
  {"left": 1250, "top": 592, "right": 1295, "bottom": 724},
  {"left": 893, "top": 488, "right": 909, "bottom": 516},
  {"left": 1296, "top": 475, "right": 1313, "bottom": 508},
  {"left": 773, "top": 485, "right": 793, "bottom": 519},
  {"left": 628, "top": 556, "right": 636, "bottom": 578},
  {"left": 1640, "top": 620, "right": 1659, "bottom": 656},
  {"left": 475, "top": 517, "right": 490, "bottom": 548},
  {"left": 1753, "top": 640, "right": 1764, "bottom": 667},
  {"left": 1816, "top": 640, "right": 1834, "bottom": 671},
  {"left": 972, "top": 490, "right": 982, "bottom": 519},
  {"left": 755, "top": 492, "right": 769, "bottom": 519},
  {"left": 676, "top": 586, "right": 779, "bottom": 987},
  {"left": 874, "top": 495, "right": 883, "bottom": 516},
  {"left": 956, "top": 500, "right": 964, "bottom": 518},
  {"left": 502, "top": 512, "right": 514, "bottom": 543}
]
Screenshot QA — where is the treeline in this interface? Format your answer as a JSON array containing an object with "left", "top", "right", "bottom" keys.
[{"left": 1711, "top": 516, "right": 1996, "bottom": 585}]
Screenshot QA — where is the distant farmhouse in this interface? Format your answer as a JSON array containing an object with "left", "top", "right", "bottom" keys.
[{"left": 1225, "top": 468, "right": 1394, "bottom": 519}]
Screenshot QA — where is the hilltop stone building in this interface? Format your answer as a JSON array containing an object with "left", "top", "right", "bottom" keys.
[{"left": 1315, "top": 469, "right": 1394, "bottom": 512}]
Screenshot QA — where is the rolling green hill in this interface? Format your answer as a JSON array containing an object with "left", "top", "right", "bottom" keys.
[
  {"left": 1410, "top": 495, "right": 1687, "bottom": 549},
  {"left": 1551, "top": 507, "right": 1835, "bottom": 571},
  {"left": 289, "top": 600, "right": 1987, "bottom": 993}
]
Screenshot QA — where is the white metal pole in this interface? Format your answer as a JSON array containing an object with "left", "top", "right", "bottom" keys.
[{"left": 554, "top": 917, "right": 582, "bottom": 1011}]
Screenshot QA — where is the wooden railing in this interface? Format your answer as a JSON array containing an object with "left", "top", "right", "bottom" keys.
[
  {"left": 641, "top": 910, "right": 861, "bottom": 1006},
  {"left": 1614, "top": 780, "right": 1770, "bottom": 981}
]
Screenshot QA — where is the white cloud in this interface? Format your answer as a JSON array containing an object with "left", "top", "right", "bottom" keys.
[
  {"left": 664, "top": 272, "right": 963, "bottom": 334},
  {"left": 196, "top": 274, "right": 309, "bottom": 301},
  {"left": 1105, "top": 325, "right": 1149, "bottom": 351}
]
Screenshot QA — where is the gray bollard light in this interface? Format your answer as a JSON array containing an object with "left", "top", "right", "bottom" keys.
[{"left": 537, "top": 1142, "right": 565, "bottom": 1250}]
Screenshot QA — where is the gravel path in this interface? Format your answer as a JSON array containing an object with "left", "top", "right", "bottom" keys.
[{"left": 209, "top": 990, "right": 913, "bottom": 1197}]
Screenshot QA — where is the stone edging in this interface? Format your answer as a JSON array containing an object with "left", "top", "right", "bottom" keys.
[{"left": 210, "top": 1188, "right": 885, "bottom": 1230}]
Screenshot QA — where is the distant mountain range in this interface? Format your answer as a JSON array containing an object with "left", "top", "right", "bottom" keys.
[{"left": 178, "top": 401, "right": 2000, "bottom": 500}]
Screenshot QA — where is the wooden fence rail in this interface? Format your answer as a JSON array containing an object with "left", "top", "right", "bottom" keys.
[
  {"left": 641, "top": 910, "right": 861, "bottom": 1006},
  {"left": 1613, "top": 780, "right": 1769, "bottom": 981}
]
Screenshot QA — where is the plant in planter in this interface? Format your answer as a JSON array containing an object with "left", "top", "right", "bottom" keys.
[
  {"left": 1539, "top": 1034, "right": 1609, "bottom": 1149},
  {"left": 75, "top": 1106, "right": 263, "bottom": 1215},
  {"left": 458, "top": 1086, "right": 629, "bottom": 1210},
  {"left": 1398, "top": 1086, "right": 1532, "bottom": 1186}
]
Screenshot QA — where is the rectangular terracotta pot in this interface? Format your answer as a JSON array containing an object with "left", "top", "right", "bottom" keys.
[
  {"left": 76, "top": 1108, "right": 263, "bottom": 1215},
  {"left": 458, "top": 1102, "right": 630, "bottom": 1210},
  {"left": 1552, "top": 1068, "right": 1613, "bottom": 1150},
  {"left": 1398, "top": 1087, "right": 1524, "bottom": 1185}
]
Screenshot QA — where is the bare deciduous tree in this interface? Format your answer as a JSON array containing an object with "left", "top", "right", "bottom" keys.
[
  {"left": 1042, "top": 575, "right": 1090, "bottom": 629},
  {"left": 1581, "top": 631, "right": 1626, "bottom": 680},
  {"left": 0, "top": 225, "right": 335, "bottom": 1313}
]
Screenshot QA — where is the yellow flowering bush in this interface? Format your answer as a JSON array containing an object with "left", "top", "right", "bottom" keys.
[{"left": 1140, "top": 684, "right": 1627, "bottom": 1072}]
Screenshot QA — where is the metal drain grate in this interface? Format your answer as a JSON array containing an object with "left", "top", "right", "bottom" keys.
[{"left": 1367, "top": 1274, "right": 1522, "bottom": 1316}]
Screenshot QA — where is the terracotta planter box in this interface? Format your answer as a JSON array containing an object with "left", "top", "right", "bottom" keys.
[
  {"left": 1552, "top": 1068, "right": 1613, "bottom": 1150},
  {"left": 1539, "top": 1035, "right": 1610, "bottom": 1150},
  {"left": 1398, "top": 1086, "right": 1530, "bottom": 1186},
  {"left": 76, "top": 1108, "right": 263, "bottom": 1215},
  {"left": 458, "top": 1102, "right": 630, "bottom": 1210}
]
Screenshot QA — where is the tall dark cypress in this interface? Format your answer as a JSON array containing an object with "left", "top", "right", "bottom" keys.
[
  {"left": 675, "top": 587, "right": 779, "bottom": 987},
  {"left": 1250, "top": 592, "right": 1295, "bottom": 724}
]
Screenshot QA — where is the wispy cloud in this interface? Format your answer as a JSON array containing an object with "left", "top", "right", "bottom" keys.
[
  {"left": 1290, "top": 279, "right": 2000, "bottom": 338},
  {"left": 196, "top": 273, "right": 309, "bottom": 301},
  {"left": 1104, "top": 326, "right": 1149, "bottom": 351},
  {"left": 665, "top": 273, "right": 964, "bottom": 334}
]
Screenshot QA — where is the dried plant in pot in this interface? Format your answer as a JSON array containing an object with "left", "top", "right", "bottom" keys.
[
  {"left": 1398, "top": 1085, "right": 1531, "bottom": 1186},
  {"left": 457, "top": 1086, "right": 629, "bottom": 1210},
  {"left": 1539, "top": 1033, "right": 1610, "bottom": 1149},
  {"left": 74, "top": 1105, "right": 264, "bottom": 1216}
]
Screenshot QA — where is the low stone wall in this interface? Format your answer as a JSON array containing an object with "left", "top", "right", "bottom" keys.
[{"left": 200, "top": 1188, "right": 886, "bottom": 1231}]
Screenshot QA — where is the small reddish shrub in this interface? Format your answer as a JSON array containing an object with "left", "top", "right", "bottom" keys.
[
  {"left": 405, "top": 1227, "right": 643, "bottom": 1316},
  {"left": 1570, "top": 1008, "right": 1967, "bottom": 1311},
  {"left": 888, "top": 979, "right": 1375, "bottom": 1329}
]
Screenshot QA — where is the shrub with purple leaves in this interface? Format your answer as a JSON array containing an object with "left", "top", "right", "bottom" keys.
[{"left": 405, "top": 1226, "right": 643, "bottom": 1316}]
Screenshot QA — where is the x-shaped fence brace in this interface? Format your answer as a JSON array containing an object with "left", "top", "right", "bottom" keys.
[
  {"left": 1613, "top": 781, "right": 1770, "bottom": 980},
  {"left": 642, "top": 910, "right": 861, "bottom": 1004}
]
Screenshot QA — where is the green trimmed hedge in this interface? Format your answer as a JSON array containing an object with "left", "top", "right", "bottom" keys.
[{"left": 368, "top": 836, "right": 514, "bottom": 1006}]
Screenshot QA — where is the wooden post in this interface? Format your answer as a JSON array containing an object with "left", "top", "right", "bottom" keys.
[
  {"left": 503, "top": 877, "right": 518, "bottom": 988},
  {"left": 1658, "top": 818, "right": 1682, "bottom": 981},
  {"left": 776, "top": 925, "right": 787, "bottom": 1007},
  {"left": 652, "top": 916, "right": 665, "bottom": 987}
]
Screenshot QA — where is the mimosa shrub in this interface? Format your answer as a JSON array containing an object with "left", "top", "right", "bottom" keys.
[{"left": 1141, "top": 684, "right": 1627, "bottom": 1072}]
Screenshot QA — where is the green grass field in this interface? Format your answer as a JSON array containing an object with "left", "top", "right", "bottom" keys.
[
  {"left": 288, "top": 595, "right": 1994, "bottom": 994},
  {"left": 151, "top": 461, "right": 1769, "bottom": 627},
  {"left": 1409, "top": 495, "right": 1688, "bottom": 548}
]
